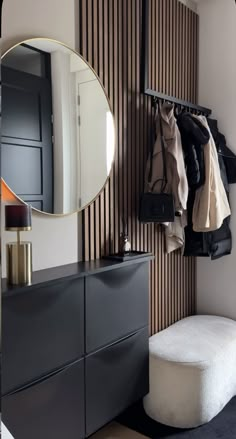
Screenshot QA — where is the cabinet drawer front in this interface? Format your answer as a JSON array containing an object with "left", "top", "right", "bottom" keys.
[
  {"left": 86, "top": 327, "right": 149, "bottom": 436},
  {"left": 2, "top": 277, "right": 84, "bottom": 395},
  {"left": 86, "top": 263, "right": 149, "bottom": 353},
  {"left": 2, "top": 359, "right": 85, "bottom": 439}
]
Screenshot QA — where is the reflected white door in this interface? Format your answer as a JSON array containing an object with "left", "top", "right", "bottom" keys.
[{"left": 78, "top": 78, "right": 108, "bottom": 207}]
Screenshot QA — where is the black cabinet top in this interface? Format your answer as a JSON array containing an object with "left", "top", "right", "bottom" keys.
[{"left": 2, "top": 253, "right": 153, "bottom": 296}]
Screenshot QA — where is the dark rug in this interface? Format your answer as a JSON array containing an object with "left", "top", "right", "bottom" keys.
[{"left": 118, "top": 397, "right": 236, "bottom": 439}]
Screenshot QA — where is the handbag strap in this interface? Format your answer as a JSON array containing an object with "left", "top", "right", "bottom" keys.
[
  {"left": 147, "top": 105, "right": 157, "bottom": 184},
  {"left": 159, "top": 114, "right": 168, "bottom": 189},
  {"left": 148, "top": 106, "right": 168, "bottom": 192}
]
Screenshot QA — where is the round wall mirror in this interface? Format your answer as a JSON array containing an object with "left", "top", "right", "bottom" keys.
[{"left": 1, "top": 38, "right": 115, "bottom": 215}]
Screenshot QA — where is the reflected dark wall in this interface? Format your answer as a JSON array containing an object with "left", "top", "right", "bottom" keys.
[{"left": 1, "top": 58, "right": 53, "bottom": 212}]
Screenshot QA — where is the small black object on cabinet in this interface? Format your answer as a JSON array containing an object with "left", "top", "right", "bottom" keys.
[{"left": 2, "top": 254, "right": 152, "bottom": 439}]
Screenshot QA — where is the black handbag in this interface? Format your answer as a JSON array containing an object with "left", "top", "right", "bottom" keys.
[
  {"left": 139, "top": 111, "right": 175, "bottom": 223},
  {"left": 139, "top": 192, "right": 175, "bottom": 223}
]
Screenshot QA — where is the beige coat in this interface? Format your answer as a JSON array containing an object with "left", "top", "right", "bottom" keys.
[
  {"left": 193, "top": 116, "right": 231, "bottom": 232},
  {"left": 145, "top": 103, "right": 188, "bottom": 253},
  {"left": 145, "top": 102, "right": 188, "bottom": 212}
]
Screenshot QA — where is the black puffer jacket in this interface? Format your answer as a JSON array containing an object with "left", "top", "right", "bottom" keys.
[
  {"left": 206, "top": 119, "right": 232, "bottom": 259},
  {"left": 177, "top": 113, "right": 210, "bottom": 189},
  {"left": 207, "top": 119, "right": 236, "bottom": 184},
  {"left": 181, "top": 116, "right": 232, "bottom": 260}
]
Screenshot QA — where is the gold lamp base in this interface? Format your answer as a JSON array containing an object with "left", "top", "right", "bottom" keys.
[{"left": 7, "top": 241, "right": 32, "bottom": 286}]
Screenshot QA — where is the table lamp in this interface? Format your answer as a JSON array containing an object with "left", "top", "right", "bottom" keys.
[{"left": 5, "top": 204, "right": 32, "bottom": 285}]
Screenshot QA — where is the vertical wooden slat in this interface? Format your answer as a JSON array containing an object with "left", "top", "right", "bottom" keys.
[
  {"left": 190, "top": 10, "right": 193, "bottom": 102},
  {"left": 180, "top": 2, "right": 184, "bottom": 100},
  {"left": 80, "top": 0, "right": 89, "bottom": 261},
  {"left": 157, "top": 225, "right": 161, "bottom": 331},
  {"left": 168, "top": 253, "right": 172, "bottom": 326},
  {"left": 162, "top": 0, "right": 167, "bottom": 93},
  {"left": 87, "top": 0, "right": 93, "bottom": 63},
  {"left": 184, "top": 5, "right": 188, "bottom": 100},
  {"left": 194, "top": 12, "right": 198, "bottom": 103},
  {"left": 174, "top": 252, "right": 178, "bottom": 322},
  {"left": 166, "top": 0, "right": 171, "bottom": 94},
  {"left": 97, "top": 0, "right": 104, "bottom": 258},
  {"left": 176, "top": 0, "right": 180, "bottom": 98},
  {"left": 136, "top": 0, "right": 141, "bottom": 251},
  {"left": 169, "top": 0, "right": 173, "bottom": 96},
  {"left": 87, "top": 0, "right": 94, "bottom": 262},
  {"left": 118, "top": 0, "right": 123, "bottom": 248},
  {"left": 140, "top": 0, "right": 145, "bottom": 253},
  {"left": 195, "top": 14, "right": 199, "bottom": 104},
  {"left": 148, "top": 0, "right": 152, "bottom": 90},
  {"left": 81, "top": 0, "right": 198, "bottom": 335},
  {"left": 122, "top": 0, "right": 128, "bottom": 243},
  {"left": 157, "top": 0, "right": 163, "bottom": 91},
  {"left": 172, "top": 0, "right": 176, "bottom": 97},
  {"left": 131, "top": 0, "right": 136, "bottom": 250},
  {"left": 187, "top": 257, "right": 190, "bottom": 315},
  {"left": 155, "top": 1, "right": 158, "bottom": 91},
  {"left": 113, "top": 0, "right": 119, "bottom": 253},
  {"left": 183, "top": 247, "right": 186, "bottom": 316},
  {"left": 108, "top": 0, "right": 114, "bottom": 255},
  {"left": 127, "top": 0, "right": 132, "bottom": 246},
  {"left": 153, "top": 0, "right": 157, "bottom": 91},
  {"left": 104, "top": 0, "right": 110, "bottom": 256},
  {"left": 187, "top": 8, "right": 191, "bottom": 101},
  {"left": 92, "top": 0, "right": 100, "bottom": 260}
]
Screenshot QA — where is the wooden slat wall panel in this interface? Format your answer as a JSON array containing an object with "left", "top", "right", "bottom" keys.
[{"left": 79, "top": 0, "right": 197, "bottom": 335}]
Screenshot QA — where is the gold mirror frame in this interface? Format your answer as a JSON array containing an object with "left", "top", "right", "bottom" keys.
[{"left": 1, "top": 38, "right": 116, "bottom": 217}]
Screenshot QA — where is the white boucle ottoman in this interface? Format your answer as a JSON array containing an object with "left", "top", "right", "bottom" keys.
[{"left": 143, "top": 315, "right": 236, "bottom": 428}]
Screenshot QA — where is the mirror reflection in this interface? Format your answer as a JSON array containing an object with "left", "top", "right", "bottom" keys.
[{"left": 1, "top": 39, "right": 115, "bottom": 215}]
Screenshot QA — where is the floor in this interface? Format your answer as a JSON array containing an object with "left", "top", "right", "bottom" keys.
[
  {"left": 91, "top": 422, "right": 148, "bottom": 438},
  {"left": 1, "top": 398, "right": 235, "bottom": 439},
  {"left": 119, "top": 397, "right": 236, "bottom": 439}
]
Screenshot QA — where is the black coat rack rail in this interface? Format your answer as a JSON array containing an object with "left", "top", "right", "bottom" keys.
[
  {"left": 146, "top": 90, "right": 212, "bottom": 117},
  {"left": 141, "top": 0, "right": 212, "bottom": 118}
]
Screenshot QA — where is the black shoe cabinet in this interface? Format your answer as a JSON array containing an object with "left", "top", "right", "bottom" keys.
[{"left": 2, "top": 254, "right": 152, "bottom": 438}]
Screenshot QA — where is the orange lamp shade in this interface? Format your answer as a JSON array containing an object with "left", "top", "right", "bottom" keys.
[{"left": 1, "top": 180, "right": 17, "bottom": 202}]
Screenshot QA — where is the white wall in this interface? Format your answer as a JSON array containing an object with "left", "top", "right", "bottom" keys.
[
  {"left": 1, "top": 0, "right": 82, "bottom": 275},
  {"left": 2, "top": 0, "right": 76, "bottom": 49},
  {"left": 197, "top": 0, "right": 236, "bottom": 320}
]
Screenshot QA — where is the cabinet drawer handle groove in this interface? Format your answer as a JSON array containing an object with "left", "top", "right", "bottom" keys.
[
  {"left": 4, "top": 359, "right": 80, "bottom": 397},
  {"left": 87, "top": 326, "right": 148, "bottom": 357}
]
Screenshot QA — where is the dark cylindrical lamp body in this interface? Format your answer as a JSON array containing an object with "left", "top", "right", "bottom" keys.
[{"left": 5, "top": 204, "right": 32, "bottom": 230}]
